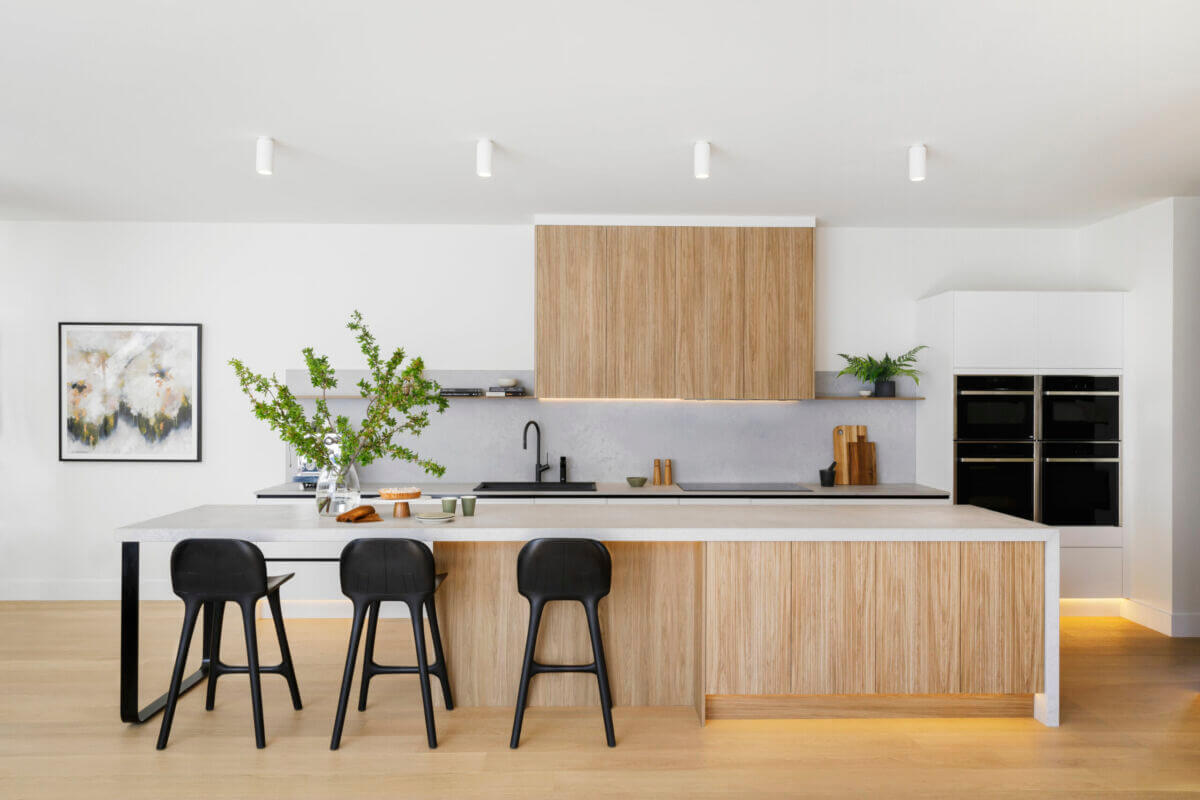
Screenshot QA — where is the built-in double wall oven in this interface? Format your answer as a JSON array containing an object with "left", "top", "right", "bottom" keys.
[{"left": 955, "top": 375, "right": 1119, "bottom": 525}]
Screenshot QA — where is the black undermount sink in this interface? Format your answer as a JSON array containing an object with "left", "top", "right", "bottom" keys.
[{"left": 474, "top": 481, "right": 597, "bottom": 492}]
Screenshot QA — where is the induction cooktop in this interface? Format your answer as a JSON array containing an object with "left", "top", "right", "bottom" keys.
[{"left": 676, "top": 482, "right": 812, "bottom": 492}]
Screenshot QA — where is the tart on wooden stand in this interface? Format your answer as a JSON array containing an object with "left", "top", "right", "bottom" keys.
[{"left": 379, "top": 487, "right": 422, "bottom": 517}]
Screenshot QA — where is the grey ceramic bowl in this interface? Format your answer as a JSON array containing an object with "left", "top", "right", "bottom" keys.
[{"left": 626, "top": 476, "right": 648, "bottom": 487}]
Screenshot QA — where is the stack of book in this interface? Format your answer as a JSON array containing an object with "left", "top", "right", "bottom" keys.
[
  {"left": 439, "top": 387, "right": 484, "bottom": 397},
  {"left": 486, "top": 385, "right": 526, "bottom": 397}
]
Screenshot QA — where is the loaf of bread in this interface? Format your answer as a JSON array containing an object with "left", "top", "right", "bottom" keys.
[
  {"left": 355, "top": 513, "right": 383, "bottom": 523},
  {"left": 336, "top": 505, "right": 376, "bottom": 523}
]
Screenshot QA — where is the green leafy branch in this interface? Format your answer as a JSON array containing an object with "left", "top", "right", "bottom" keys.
[
  {"left": 836, "top": 345, "right": 928, "bottom": 385},
  {"left": 229, "top": 310, "right": 449, "bottom": 478}
]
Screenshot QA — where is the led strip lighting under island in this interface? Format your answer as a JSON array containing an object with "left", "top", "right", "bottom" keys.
[{"left": 118, "top": 502, "right": 1059, "bottom": 727}]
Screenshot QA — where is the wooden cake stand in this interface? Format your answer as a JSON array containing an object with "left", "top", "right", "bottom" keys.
[{"left": 381, "top": 491, "right": 422, "bottom": 517}]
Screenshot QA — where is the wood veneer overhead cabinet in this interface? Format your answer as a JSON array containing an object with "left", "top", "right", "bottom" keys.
[
  {"left": 744, "top": 227, "right": 814, "bottom": 399},
  {"left": 535, "top": 226, "right": 607, "bottom": 398},
  {"left": 606, "top": 226, "right": 677, "bottom": 398},
  {"left": 536, "top": 223, "right": 814, "bottom": 399},
  {"left": 676, "top": 227, "right": 745, "bottom": 399}
]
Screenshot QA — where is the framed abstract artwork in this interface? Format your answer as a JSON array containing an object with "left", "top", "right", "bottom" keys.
[{"left": 59, "top": 322, "right": 202, "bottom": 462}]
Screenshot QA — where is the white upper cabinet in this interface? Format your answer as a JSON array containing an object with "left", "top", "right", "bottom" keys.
[
  {"left": 1034, "top": 292, "right": 1124, "bottom": 369},
  {"left": 940, "top": 291, "right": 1124, "bottom": 371},
  {"left": 953, "top": 292, "right": 1038, "bottom": 369}
]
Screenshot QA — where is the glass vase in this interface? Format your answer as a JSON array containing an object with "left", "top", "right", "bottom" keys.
[{"left": 315, "top": 463, "right": 361, "bottom": 516}]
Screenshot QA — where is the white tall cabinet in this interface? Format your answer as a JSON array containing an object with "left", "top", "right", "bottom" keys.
[
  {"left": 916, "top": 290, "right": 1126, "bottom": 599},
  {"left": 946, "top": 290, "right": 1123, "bottom": 372}
]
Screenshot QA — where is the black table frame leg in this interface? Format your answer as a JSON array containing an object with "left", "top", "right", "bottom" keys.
[{"left": 120, "top": 541, "right": 210, "bottom": 723}]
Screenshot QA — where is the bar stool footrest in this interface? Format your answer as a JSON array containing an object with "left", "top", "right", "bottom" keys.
[
  {"left": 531, "top": 661, "right": 598, "bottom": 675},
  {"left": 210, "top": 660, "right": 290, "bottom": 676},
  {"left": 364, "top": 660, "right": 449, "bottom": 677}
]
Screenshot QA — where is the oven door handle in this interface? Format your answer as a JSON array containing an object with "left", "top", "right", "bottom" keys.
[
  {"left": 1043, "top": 391, "right": 1120, "bottom": 396},
  {"left": 958, "top": 390, "right": 1035, "bottom": 396},
  {"left": 958, "top": 457, "right": 1036, "bottom": 463},
  {"left": 1043, "top": 457, "right": 1120, "bottom": 463}
]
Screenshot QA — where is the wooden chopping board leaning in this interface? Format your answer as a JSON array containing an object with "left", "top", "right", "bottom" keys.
[{"left": 832, "top": 425, "right": 877, "bottom": 486}]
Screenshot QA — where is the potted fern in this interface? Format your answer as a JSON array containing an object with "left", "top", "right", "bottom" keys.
[{"left": 836, "top": 345, "right": 927, "bottom": 397}]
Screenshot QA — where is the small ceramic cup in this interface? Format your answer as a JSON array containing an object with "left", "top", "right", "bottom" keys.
[
  {"left": 441, "top": 496, "right": 458, "bottom": 514},
  {"left": 461, "top": 495, "right": 477, "bottom": 516}
]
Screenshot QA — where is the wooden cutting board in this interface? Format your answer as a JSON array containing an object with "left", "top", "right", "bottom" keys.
[
  {"left": 847, "top": 441, "right": 877, "bottom": 486},
  {"left": 833, "top": 425, "right": 861, "bottom": 485}
]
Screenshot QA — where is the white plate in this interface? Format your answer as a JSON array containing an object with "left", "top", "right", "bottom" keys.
[{"left": 416, "top": 513, "right": 454, "bottom": 525}]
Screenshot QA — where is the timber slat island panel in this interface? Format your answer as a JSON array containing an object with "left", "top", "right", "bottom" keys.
[
  {"left": 702, "top": 541, "right": 1044, "bottom": 714},
  {"left": 434, "top": 542, "right": 699, "bottom": 708},
  {"left": 704, "top": 542, "right": 792, "bottom": 695},
  {"left": 874, "top": 541, "right": 961, "bottom": 693},
  {"left": 433, "top": 539, "right": 1045, "bottom": 717}
]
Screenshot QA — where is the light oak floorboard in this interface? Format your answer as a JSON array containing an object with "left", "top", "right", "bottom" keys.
[{"left": 1, "top": 604, "right": 1198, "bottom": 799}]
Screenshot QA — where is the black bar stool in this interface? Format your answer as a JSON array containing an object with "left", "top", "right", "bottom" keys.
[
  {"left": 510, "top": 538, "right": 615, "bottom": 748},
  {"left": 156, "top": 539, "right": 302, "bottom": 750},
  {"left": 331, "top": 538, "right": 454, "bottom": 750}
]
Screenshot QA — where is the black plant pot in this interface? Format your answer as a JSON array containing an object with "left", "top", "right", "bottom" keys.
[{"left": 874, "top": 380, "right": 896, "bottom": 397}]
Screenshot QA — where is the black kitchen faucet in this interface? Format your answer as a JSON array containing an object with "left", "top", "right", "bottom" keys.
[{"left": 522, "top": 420, "right": 550, "bottom": 483}]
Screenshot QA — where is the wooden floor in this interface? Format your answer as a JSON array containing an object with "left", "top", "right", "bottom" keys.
[{"left": 0, "top": 603, "right": 1197, "bottom": 799}]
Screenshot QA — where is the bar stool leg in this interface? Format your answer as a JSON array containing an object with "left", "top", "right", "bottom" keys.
[
  {"left": 330, "top": 600, "right": 368, "bottom": 750},
  {"left": 240, "top": 599, "right": 267, "bottom": 749},
  {"left": 408, "top": 599, "right": 438, "bottom": 749},
  {"left": 510, "top": 598, "right": 544, "bottom": 749},
  {"left": 201, "top": 600, "right": 214, "bottom": 662},
  {"left": 357, "top": 600, "right": 381, "bottom": 711},
  {"left": 425, "top": 595, "right": 454, "bottom": 710},
  {"left": 205, "top": 601, "right": 225, "bottom": 710},
  {"left": 585, "top": 599, "right": 616, "bottom": 747},
  {"left": 267, "top": 590, "right": 303, "bottom": 710},
  {"left": 156, "top": 599, "right": 201, "bottom": 750}
]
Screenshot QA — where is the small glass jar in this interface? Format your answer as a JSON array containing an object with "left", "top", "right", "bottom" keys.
[{"left": 315, "top": 463, "right": 361, "bottom": 516}]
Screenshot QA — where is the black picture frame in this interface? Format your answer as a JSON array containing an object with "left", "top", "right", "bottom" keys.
[{"left": 58, "top": 322, "right": 202, "bottom": 462}]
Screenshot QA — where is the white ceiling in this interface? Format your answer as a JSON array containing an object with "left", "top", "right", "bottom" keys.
[{"left": 2, "top": 0, "right": 1199, "bottom": 226}]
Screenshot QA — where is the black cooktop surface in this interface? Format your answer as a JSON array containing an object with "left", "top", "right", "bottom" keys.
[{"left": 676, "top": 482, "right": 813, "bottom": 492}]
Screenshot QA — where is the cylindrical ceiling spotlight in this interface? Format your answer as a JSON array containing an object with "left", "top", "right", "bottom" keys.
[
  {"left": 694, "top": 141, "right": 711, "bottom": 179},
  {"left": 255, "top": 136, "right": 274, "bottom": 176},
  {"left": 476, "top": 139, "right": 493, "bottom": 178},
  {"left": 908, "top": 144, "right": 926, "bottom": 182}
]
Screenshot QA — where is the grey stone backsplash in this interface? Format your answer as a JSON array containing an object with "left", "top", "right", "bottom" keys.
[{"left": 299, "top": 371, "right": 919, "bottom": 486}]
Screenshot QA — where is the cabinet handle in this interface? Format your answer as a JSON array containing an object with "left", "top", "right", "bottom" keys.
[
  {"left": 959, "top": 457, "right": 1035, "bottom": 463},
  {"left": 1044, "top": 457, "right": 1120, "bottom": 463},
  {"left": 1043, "top": 391, "right": 1120, "bottom": 396},
  {"left": 959, "top": 390, "right": 1035, "bottom": 396}
]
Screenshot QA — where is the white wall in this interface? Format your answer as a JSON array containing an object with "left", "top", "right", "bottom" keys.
[
  {"left": 814, "top": 227, "right": 1081, "bottom": 369},
  {"left": 0, "top": 223, "right": 533, "bottom": 599},
  {"left": 1171, "top": 198, "right": 1200, "bottom": 622},
  {"left": 1079, "top": 200, "right": 1176, "bottom": 617}
]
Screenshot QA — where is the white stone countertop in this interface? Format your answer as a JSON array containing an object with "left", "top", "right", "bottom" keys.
[
  {"left": 119, "top": 501, "right": 1051, "bottom": 543},
  {"left": 255, "top": 481, "right": 951, "bottom": 500}
]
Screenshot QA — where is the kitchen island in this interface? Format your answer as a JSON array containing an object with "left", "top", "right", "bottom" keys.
[{"left": 118, "top": 502, "right": 1057, "bottom": 727}]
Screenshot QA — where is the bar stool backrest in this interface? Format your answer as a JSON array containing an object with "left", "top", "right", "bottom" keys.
[
  {"left": 516, "top": 538, "right": 611, "bottom": 602},
  {"left": 170, "top": 539, "right": 268, "bottom": 599},
  {"left": 339, "top": 538, "right": 436, "bottom": 602}
]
